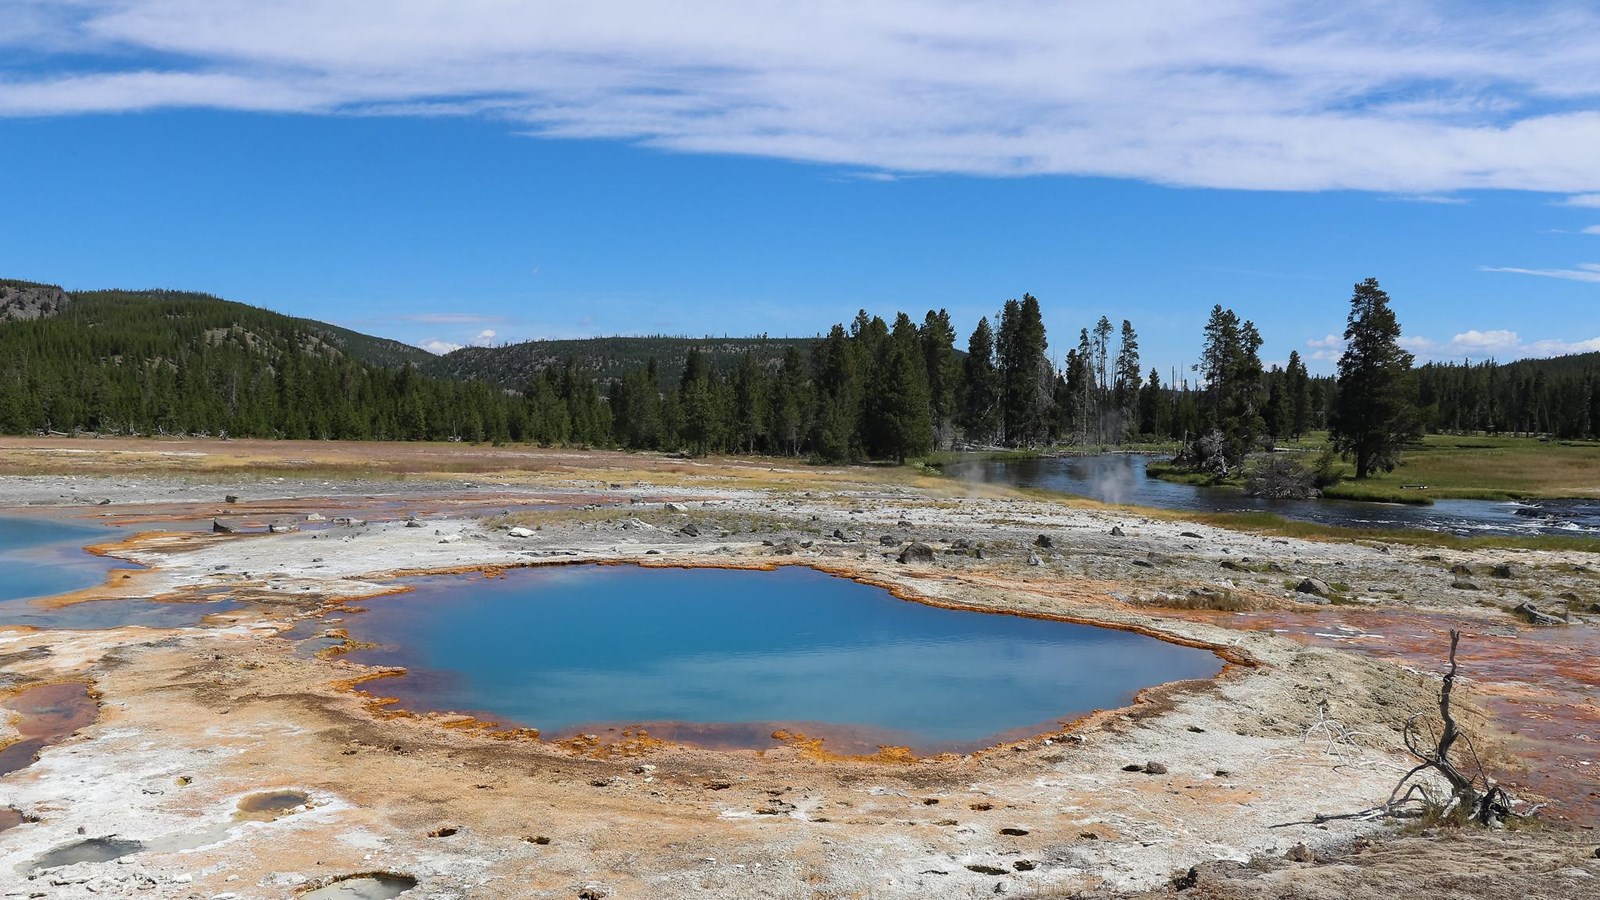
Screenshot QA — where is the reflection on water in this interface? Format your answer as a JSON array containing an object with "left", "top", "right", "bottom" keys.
[
  {"left": 951, "top": 454, "right": 1600, "bottom": 537},
  {"left": 343, "top": 565, "right": 1222, "bottom": 754}
]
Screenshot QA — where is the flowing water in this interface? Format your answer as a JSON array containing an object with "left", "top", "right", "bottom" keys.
[
  {"left": 950, "top": 453, "right": 1600, "bottom": 537},
  {"left": 343, "top": 565, "right": 1222, "bottom": 755}
]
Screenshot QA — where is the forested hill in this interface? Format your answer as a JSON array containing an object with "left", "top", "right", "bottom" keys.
[
  {"left": 0, "top": 281, "right": 523, "bottom": 440},
  {"left": 423, "top": 335, "right": 819, "bottom": 389}
]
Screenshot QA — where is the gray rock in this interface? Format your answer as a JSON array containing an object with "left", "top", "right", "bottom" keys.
[
  {"left": 1027, "top": 552, "right": 1043, "bottom": 566},
  {"left": 507, "top": 527, "right": 535, "bottom": 538},
  {"left": 1034, "top": 534, "right": 1053, "bottom": 549},
  {"left": 1130, "top": 558, "right": 1155, "bottom": 569},
  {"left": 1109, "top": 525, "right": 1125, "bottom": 537},
  {"left": 663, "top": 502, "right": 689, "bottom": 513},
  {"left": 268, "top": 520, "right": 299, "bottom": 534},
  {"left": 832, "top": 528, "right": 849, "bottom": 541},
  {"left": 898, "top": 542, "right": 935, "bottom": 564},
  {"left": 1513, "top": 601, "right": 1566, "bottom": 626},
  {"left": 1295, "top": 578, "right": 1332, "bottom": 598},
  {"left": 879, "top": 534, "right": 899, "bottom": 546},
  {"left": 1452, "top": 579, "right": 1481, "bottom": 591},
  {"left": 1491, "top": 563, "right": 1520, "bottom": 579},
  {"left": 212, "top": 519, "right": 236, "bottom": 534},
  {"left": 678, "top": 523, "right": 701, "bottom": 537}
]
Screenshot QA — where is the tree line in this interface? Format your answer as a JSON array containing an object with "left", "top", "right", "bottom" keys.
[{"left": 3, "top": 283, "right": 1597, "bottom": 466}]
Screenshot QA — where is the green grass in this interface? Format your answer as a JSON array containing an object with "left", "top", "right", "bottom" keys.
[{"left": 1148, "top": 431, "right": 1600, "bottom": 502}]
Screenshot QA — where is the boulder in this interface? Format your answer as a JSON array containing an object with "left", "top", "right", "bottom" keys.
[
  {"left": 1449, "top": 563, "right": 1473, "bottom": 575},
  {"left": 305, "top": 513, "right": 327, "bottom": 523},
  {"left": 1034, "top": 534, "right": 1054, "bottom": 549},
  {"left": 898, "top": 542, "right": 935, "bottom": 564},
  {"left": 879, "top": 534, "right": 899, "bottom": 546},
  {"left": 678, "top": 524, "right": 701, "bottom": 537},
  {"left": 832, "top": 528, "right": 849, "bottom": 541},
  {"left": 1131, "top": 558, "right": 1155, "bottom": 569},
  {"left": 224, "top": 495, "right": 239, "bottom": 504},
  {"left": 404, "top": 516, "right": 423, "bottom": 528},
  {"left": 268, "top": 519, "right": 299, "bottom": 534},
  {"left": 1109, "top": 525, "right": 1125, "bottom": 537},
  {"left": 1513, "top": 601, "right": 1566, "bottom": 626},
  {"left": 1452, "top": 579, "right": 1481, "bottom": 591},
  {"left": 1491, "top": 563, "right": 1520, "bottom": 579},
  {"left": 1295, "top": 578, "right": 1332, "bottom": 598},
  {"left": 664, "top": 502, "right": 689, "bottom": 513},
  {"left": 212, "top": 519, "right": 236, "bottom": 534},
  {"left": 1027, "top": 552, "right": 1043, "bottom": 566},
  {"left": 507, "top": 527, "right": 535, "bottom": 538}
]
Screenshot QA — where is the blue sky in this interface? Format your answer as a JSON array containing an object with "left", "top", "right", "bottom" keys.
[{"left": 3, "top": 1, "right": 1599, "bottom": 374}]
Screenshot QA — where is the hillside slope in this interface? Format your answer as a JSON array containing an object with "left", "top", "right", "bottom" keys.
[{"left": 423, "top": 335, "right": 820, "bottom": 389}]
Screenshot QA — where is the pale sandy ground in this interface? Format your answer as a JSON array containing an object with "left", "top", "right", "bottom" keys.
[{"left": 0, "top": 443, "right": 1596, "bottom": 899}]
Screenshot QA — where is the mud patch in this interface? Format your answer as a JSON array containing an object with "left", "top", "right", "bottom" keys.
[
  {"left": 0, "top": 681, "right": 97, "bottom": 777},
  {"left": 300, "top": 873, "right": 418, "bottom": 899},
  {"left": 25, "top": 837, "right": 144, "bottom": 871}
]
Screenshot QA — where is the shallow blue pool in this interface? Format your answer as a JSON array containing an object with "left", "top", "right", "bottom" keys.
[
  {"left": 0, "top": 515, "right": 238, "bottom": 629},
  {"left": 345, "top": 565, "right": 1223, "bottom": 754}
]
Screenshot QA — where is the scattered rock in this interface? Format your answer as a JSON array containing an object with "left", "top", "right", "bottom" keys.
[
  {"left": 224, "top": 494, "right": 239, "bottom": 504},
  {"left": 1109, "top": 525, "right": 1125, "bottom": 537},
  {"left": 999, "top": 827, "right": 1029, "bottom": 836},
  {"left": 1034, "top": 534, "right": 1053, "bottom": 549},
  {"left": 438, "top": 533, "right": 461, "bottom": 544},
  {"left": 879, "top": 534, "right": 899, "bottom": 546},
  {"left": 1452, "top": 579, "right": 1481, "bottom": 591},
  {"left": 1514, "top": 601, "right": 1566, "bottom": 626},
  {"left": 507, "top": 527, "right": 535, "bottom": 538},
  {"left": 212, "top": 519, "right": 236, "bottom": 534},
  {"left": 1027, "top": 552, "right": 1042, "bottom": 566},
  {"left": 664, "top": 502, "right": 689, "bottom": 513},
  {"left": 305, "top": 512, "right": 327, "bottom": 522},
  {"left": 1295, "top": 578, "right": 1332, "bottom": 598},
  {"left": 832, "top": 528, "right": 849, "bottom": 541},
  {"left": 1180, "top": 531, "right": 1203, "bottom": 539},
  {"left": 964, "top": 864, "right": 1008, "bottom": 876},
  {"left": 1012, "top": 860, "right": 1036, "bottom": 872},
  {"left": 1130, "top": 558, "right": 1155, "bottom": 569},
  {"left": 1449, "top": 563, "right": 1473, "bottom": 575},
  {"left": 898, "top": 542, "right": 935, "bottom": 564},
  {"left": 1491, "top": 563, "right": 1520, "bottom": 579},
  {"left": 1287, "top": 842, "right": 1313, "bottom": 863},
  {"left": 1220, "top": 560, "right": 1251, "bottom": 572},
  {"left": 678, "top": 524, "right": 701, "bottom": 537},
  {"left": 428, "top": 825, "right": 458, "bottom": 838},
  {"left": 404, "top": 516, "right": 423, "bottom": 528}
]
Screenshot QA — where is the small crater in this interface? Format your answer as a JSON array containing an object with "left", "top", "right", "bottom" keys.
[
  {"left": 300, "top": 873, "right": 418, "bottom": 899},
  {"left": 236, "top": 790, "right": 311, "bottom": 822}
]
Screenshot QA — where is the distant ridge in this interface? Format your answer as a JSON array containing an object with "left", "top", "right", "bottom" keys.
[{"left": 423, "top": 335, "right": 821, "bottom": 390}]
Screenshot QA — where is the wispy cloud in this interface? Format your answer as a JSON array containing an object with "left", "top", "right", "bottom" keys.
[
  {"left": 1305, "top": 333, "right": 1345, "bottom": 362},
  {"left": 1402, "top": 328, "right": 1600, "bottom": 361},
  {"left": 5, "top": 2, "right": 1600, "bottom": 191},
  {"left": 1481, "top": 262, "right": 1600, "bottom": 283},
  {"left": 1582, "top": 225, "right": 1600, "bottom": 235},
  {"left": 1560, "top": 194, "right": 1600, "bottom": 208}
]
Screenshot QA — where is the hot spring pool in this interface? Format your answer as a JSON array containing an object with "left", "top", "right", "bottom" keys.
[{"left": 344, "top": 565, "right": 1223, "bottom": 754}]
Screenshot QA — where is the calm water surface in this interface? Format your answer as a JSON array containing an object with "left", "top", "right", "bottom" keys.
[
  {"left": 0, "top": 516, "right": 238, "bottom": 628},
  {"left": 344, "top": 565, "right": 1222, "bottom": 754},
  {"left": 952, "top": 454, "right": 1600, "bottom": 537}
]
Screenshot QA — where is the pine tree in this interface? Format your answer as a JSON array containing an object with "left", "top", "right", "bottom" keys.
[
  {"left": 1286, "top": 350, "right": 1311, "bottom": 439},
  {"left": 919, "top": 309, "right": 958, "bottom": 448},
  {"left": 1331, "top": 278, "right": 1420, "bottom": 478},
  {"left": 957, "top": 317, "right": 1000, "bottom": 445}
]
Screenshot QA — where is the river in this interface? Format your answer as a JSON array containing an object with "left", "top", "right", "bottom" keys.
[{"left": 949, "top": 453, "right": 1600, "bottom": 537}]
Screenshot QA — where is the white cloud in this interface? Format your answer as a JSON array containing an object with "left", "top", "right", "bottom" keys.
[
  {"left": 421, "top": 339, "right": 461, "bottom": 355},
  {"left": 470, "top": 329, "right": 497, "bottom": 346},
  {"left": 1560, "top": 194, "right": 1600, "bottom": 208},
  {"left": 1402, "top": 328, "right": 1600, "bottom": 361},
  {"left": 1305, "top": 333, "right": 1345, "bottom": 362},
  {"left": 1481, "top": 262, "right": 1600, "bottom": 283},
  {"left": 4, "top": 2, "right": 1600, "bottom": 191},
  {"left": 1582, "top": 225, "right": 1600, "bottom": 235}
]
